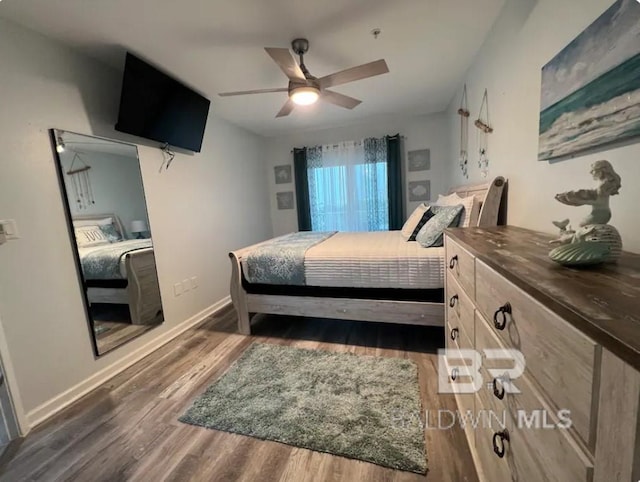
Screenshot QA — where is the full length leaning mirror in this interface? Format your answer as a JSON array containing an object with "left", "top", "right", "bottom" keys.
[{"left": 51, "top": 129, "right": 164, "bottom": 356}]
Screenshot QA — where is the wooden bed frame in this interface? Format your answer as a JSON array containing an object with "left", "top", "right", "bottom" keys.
[
  {"left": 229, "top": 177, "right": 506, "bottom": 335},
  {"left": 74, "top": 214, "right": 163, "bottom": 326}
]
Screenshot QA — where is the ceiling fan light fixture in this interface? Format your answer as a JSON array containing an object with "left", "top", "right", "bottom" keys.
[{"left": 290, "top": 86, "right": 319, "bottom": 106}]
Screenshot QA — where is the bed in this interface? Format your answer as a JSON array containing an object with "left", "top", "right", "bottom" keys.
[
  {"left": 74, "top": 214, "right": 163, "bottom": 326},
  {"left": 229, "top": 177, "right": 505, "bottom": 335}
]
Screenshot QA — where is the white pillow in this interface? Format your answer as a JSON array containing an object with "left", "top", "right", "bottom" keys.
[
  {"left": 401, "top": 204, "right": 429, "bottom": 239},
  {"left": 74, "top": 225, "right": 110, "bottom": 248},
  {"left": 73, "top": 217, "right": 114, "bottom": 227},
  {"left": 436, "top": 193, "right": 481, "bottom": 228}
]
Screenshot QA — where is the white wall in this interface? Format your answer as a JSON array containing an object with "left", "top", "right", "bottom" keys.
[
  {"left": 0, "top": 18, "right": 272, "bottom": 425},
  {"left": 266, "top": 113, "right": 449, "bottom": 236},
  {"left": 446, "top": 0, "right": 640, "bottom": 252},
  {"left": 59, "top": 150, "right": 149, "bottom": 238}
]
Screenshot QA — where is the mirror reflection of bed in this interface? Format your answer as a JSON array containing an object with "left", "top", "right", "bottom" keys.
[{"left": 52, "top": 130, "right": 164, "bottom": 356}]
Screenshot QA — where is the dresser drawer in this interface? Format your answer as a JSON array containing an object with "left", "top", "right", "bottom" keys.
[
  {"left": 508, "top": 373, "right": 593, "bottom": 481},
  {"left": 447, "top": 336, "right": 476, "bottom": 452},
  {"left": 474, "top": 417, "right": 512, "bottom": 482},
  {"left": 445, "top": 236, "right": 475, "bottom": 299},
  {"left": 447, "top": 316, "right": 472, "bottom": 352},
  {"left": 475, "top": 376, "right": 593, "bottom": 482},
  {"left": 475, "top": 262, "right": 597, "bottom": 445},
  {"left": 446, "top": 272, "right": 474, "bottom": 346},
  {"left": 444, "top": 324, "right": 475, "bottom": 398}
]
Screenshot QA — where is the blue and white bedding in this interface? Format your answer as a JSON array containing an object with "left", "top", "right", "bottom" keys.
[
  {"left": 78, "top": 239, "right": 153, "bottom": 280},
  {"left": 242, "top": 232, "right": 336, "bottom": 285},
  {"left": 241, "top": 231, "right": 445, "bottom": 289}
]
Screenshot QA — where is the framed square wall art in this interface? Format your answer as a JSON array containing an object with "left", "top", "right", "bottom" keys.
[
  {"left": 408, "top": 180, "right": 431, "bottom": 202},
  {"left": 274, "top": 165, "right": 292, "bottom": 184},
  {"left": 276, "top": 192, "right": 294, "bottom": 210},
  {"left": 408, "top": 149, "right": 431, "bottom": 172},
  {"left": 539, "top": 0, "right": 640, "bottom": 161}
]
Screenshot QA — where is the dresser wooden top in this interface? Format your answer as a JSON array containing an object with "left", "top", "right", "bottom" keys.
[{"left": 446, "top": 226, "right": 640, "bottom": 370}]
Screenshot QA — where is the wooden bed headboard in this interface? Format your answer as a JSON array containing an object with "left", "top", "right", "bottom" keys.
[
  {"left": 447, "top": 176, "right": 506, "bottom": 227},
  {"left": 72, "top": 213, "right": 126, "bottom": 238}
]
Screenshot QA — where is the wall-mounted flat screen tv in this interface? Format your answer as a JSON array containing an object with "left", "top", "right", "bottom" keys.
[{"left": 115, "top": 52, "right": 210, "bottom": 153}]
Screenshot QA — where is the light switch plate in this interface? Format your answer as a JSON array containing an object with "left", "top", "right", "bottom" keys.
[
  {"left": 173, "top": 282, "right": 183, "bottom": 297},
  {"left": 0, "top": 220, "right": 19, "bottom": 240},
  {"left": 191, "top": 276, "right": 198, "bottom": 289}
]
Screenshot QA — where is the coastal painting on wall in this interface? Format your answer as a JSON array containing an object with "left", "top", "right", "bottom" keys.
[{"left": 539, "top": 0, "right": 640, "bottom": 160}]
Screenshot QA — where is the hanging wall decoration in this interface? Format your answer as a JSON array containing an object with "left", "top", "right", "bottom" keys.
[
  {"left": 274, "top": 165, "right": 293, "bottom": 184},
  {"left": 539, "top": 0, "right": 640, "bottom": 161},
  {"left": 66, "top": 153, "right": 95, "bottom": 210},
  {"left": 457, "top": 85, "right": 470, "bottom": 179},
  {"left": 408, "top": 180, "right": 431, "bottom": 202},
  {"left": 475, "top": 89, "right": 493, "bottom": 178},
  {"left": 407, "top": 149, "right": 431, "bottom": 172},
  {"left": 276, "top": 192, "right": 295, "bottom": 210}
]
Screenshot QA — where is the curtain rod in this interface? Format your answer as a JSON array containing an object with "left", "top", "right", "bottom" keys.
[{"left": 290, "top": 135, "right": 405, "bottom": 153}]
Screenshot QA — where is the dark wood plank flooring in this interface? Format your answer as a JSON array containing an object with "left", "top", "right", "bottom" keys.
[
  {"left": 0, "top": 307, "right": 478, "bottom": 481},
  {"left": 95, "top": 321, "right": 156, "bottom": 355}
]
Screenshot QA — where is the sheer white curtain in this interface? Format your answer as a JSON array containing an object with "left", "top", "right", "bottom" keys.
[{"left": 307, "top": 138, "right": 389, "bottom": 232}]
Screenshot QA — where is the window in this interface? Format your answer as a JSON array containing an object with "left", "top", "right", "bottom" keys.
[{"left": 307, "top": 138, "right": 389, "bottom": 232}]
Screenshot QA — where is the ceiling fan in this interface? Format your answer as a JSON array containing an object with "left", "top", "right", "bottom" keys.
[{"left": 218, "top": 38, "right": 389, "bottom": 118}]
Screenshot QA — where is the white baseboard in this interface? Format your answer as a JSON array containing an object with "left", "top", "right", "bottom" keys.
[{"left": 25, "top": 297, "right": 231, "bottom": 430}]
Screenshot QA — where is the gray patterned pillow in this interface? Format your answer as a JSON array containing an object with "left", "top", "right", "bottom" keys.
[
  {"left": 415, "top": 205, "right": 464, "bottom": 247},
  {"left": 99, "top": 223, "right": 123, "bottom": 243}
]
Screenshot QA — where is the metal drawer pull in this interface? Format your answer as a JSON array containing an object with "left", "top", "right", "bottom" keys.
[
  {"left": 493, "top": 302, "right": 511, "bottom": 331},
  {"left": 449, "top": 255, "right": 458, "bottom": 269},
  {"left": 449, "top": 295, "right": 459, "bottom": 308},
  {"left": 492, "top": 377, "right": 505, "bottom": 400},
  {"left": 492, "top": 430, "right": 509, "bottom": 458},
  {"left": 450, "top": 327, "right": 459, "bottom": 341},
  {"left": 451, "top": 367, "right": 459, "bottom": 381}
]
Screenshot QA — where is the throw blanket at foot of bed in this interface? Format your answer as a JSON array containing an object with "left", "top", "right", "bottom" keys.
[
  {"left": 80, "top": 239, "right": 153, "bottom": 279},
  {"left": 242, "top": 231, "right": 336, "bottom": 285}
]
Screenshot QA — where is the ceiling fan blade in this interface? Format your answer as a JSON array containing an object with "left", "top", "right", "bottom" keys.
[
  {"left": 321, "top": 90, "right": 362, "bottom": 110},
  {"left": 265, "top": 47, "right": 306, "bottom": 81},
  {"left": 276, "top": 99, "right": 295, "bottom": 118},
  {"left": 319, "top": 59, "right": 389, "bottom": 89},
  {"left": 219, "top": 87, "right": 288, "bottom": 97}
]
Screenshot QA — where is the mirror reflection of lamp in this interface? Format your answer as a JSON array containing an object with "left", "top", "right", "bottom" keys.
[{"left": 131, "top": 220, "right": 148, "bottom": 239}]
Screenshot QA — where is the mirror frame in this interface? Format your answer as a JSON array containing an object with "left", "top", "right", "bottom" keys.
[{"left": 49, "top": 129, "right": 163, "bottom": 357}]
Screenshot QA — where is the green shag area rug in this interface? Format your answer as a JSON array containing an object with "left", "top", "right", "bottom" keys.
[{"left": 179, "top": 343, "right": 426, "bottom": 474}]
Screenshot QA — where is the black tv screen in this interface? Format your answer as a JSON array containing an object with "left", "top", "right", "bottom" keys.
[{"left": 115, "top": 53, "right": 210, "bottom": 152}]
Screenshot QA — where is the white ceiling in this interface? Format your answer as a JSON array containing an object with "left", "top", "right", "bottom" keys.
[{"left": 1, "top": 0, "right": 505, "bottom": 137}]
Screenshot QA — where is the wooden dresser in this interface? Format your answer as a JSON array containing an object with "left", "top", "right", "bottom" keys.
[{"left": 443, "top": 226, "right": 640, "bottom": 482}]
